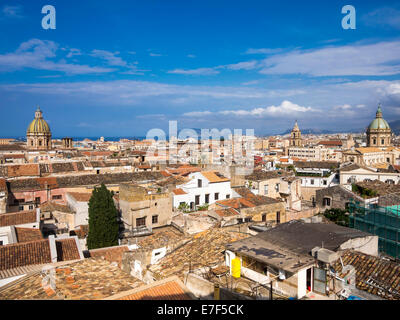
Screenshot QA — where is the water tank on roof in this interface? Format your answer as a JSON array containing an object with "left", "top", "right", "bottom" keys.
[{"left": 231, "top": 258, "right": 241, "bottom": 278}]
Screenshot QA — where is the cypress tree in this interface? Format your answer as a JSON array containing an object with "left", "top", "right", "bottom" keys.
[{"left": 87, "top": 184, "right": 119, "bottom": 250}]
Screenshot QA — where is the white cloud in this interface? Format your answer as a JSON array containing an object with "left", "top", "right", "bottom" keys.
[
  {"left": 0, "top": 39, "right": 114, "bottom": 75},
  {"left": 184, "top": 100, "right": 316, "bottom": 118},
  {"left": 334, "top": 104, "right": 352, "bottom": 110},
  {"left": 66, "top": 48, "right": 82, "bottom": 58},
  {"left": 225, "top": 61, "right": 258, "bottom": 70},
  {"left": 2, "top": 5, "right": 23, "bottom": 18},
  {"left": 90, "top": 50, "right": 127, "bottom": 67},
  {"left": 149, "top": 52, "right": 163, "bottom": 57},
  {"left": 259, "top": 41, "right": 400, "bottom": 76},
  {"left": 187, "top": 54, "right": 196, "bottom": 58},
  {"left": 183, "top": 111, "right": 213, "bottom": 117},
  {"left": 168, "top": 68, "right": 220, "bottom": 75},
  {"left": 245, "top": 48, "right": 283, "bottom": 55},
  {"left": 362, "top": 7, "right": 400, "bottom": 30}
]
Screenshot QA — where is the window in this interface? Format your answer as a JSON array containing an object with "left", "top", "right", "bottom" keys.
[
  {"left": 152, "top": 215, "right": 158, "bottom": 224},
  {"left": 35, "top": 197, "right": 41, "bottom": 203},
  {"left": 29, "top": 205, "right": 34, "bottom": 210},
  {"left": 52, "top": 195, "right": 62, "bottom": 200},
  {"left": 154, "top": 202, "right": 157, "bottom": 207},
  {"left": 323, "top": 197, "right": 331, "bottom": 207},
  {"left": 226, "top": 194, "right": 230, "bottom": 199},
  {"left": 205, "top": 194, "right": 210, "bottom": 204},
  {"left": 275, "top": 183, "right": 279, "bottom": 192},
  {"left": 19, "top": 206, "right": 24, "bottom": 211},
  {"left": 373, "top": 138, "right": 377, "bottom": 145},
  {"left": 276, "top": 211, "right": 281, "bottom": 224},
  {"left": 197, "top": 179, "right": 202, "bottom": 188},
  {"left": 214, "top": 193, "right": 219, "bottom": 200},
  {"left": 136, "top": 217, "right": 146, "bottom": 227},
  {"left": 0, "top": 241, "right": 3, "bottom": 246},
  {"left": 195, "top": 195, "right": 200, "bottom": 206},
  {"left": 323, "top": 180, "right": 327, "bottom": 186},
  {"left": 381, "top": 139, "right": 385, "bottom": 145},
  {"left": 39, "top": 140, "right": 42, "bottom": 146},
  {"left": 262, "top": 214, "right": 266, "bottom": 222},
  {"left": 264, "top": 185, "right": 268, "bottom": 195},
  {"left": 310, "top": 179, "right": 314, "bottom": 185}
]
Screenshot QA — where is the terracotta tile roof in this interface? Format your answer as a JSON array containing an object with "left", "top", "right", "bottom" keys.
[
  {"left": 67, "top": 192, "right": 92, "bottom": 202},
  {"left": 233, "top": 187, "right": 282, "bottom": 206},
  {"left": 108, "top": 277, "right": 192, "bottom": 300},
  {"left": 3, "top": 154, "right": 25, "bottom": 159},
  {"left": 40, "top": 201, "right": 72, "bottom": 213},
  {"left": 0, "top": 258, "right": 143, "bottom": 300},
  {"left": 356, "top": 147, "right": 384, "bottom": 154},
  {"left": 160, "top": 170, "right": 172, "bottom": 177},
  {"left": 245, "top": 170, "right": 291, "bottom": 181},
  {"left": 0, "top": 237, "right": 81, "bottom": 272},
  {"left": 173, "top": 188, "right": 187, "bottom": 195},
  {"left": 88, "top": 245, "right": 129, "bottom": 267},
  {"left": 201, "top": 171, "right": 229, "bottom": 183},
  {"left": 9, "top": 172, "right": 163, "bottom": 192},
  {"left": 214, "top": 208, "right": 239, "bottom": 217},
  {"left": 55, "top": 239, "right": 81, "bottom": 261},
  {"left": 82, "top": 151, "right": 113, "bottom": 157},
  {"left": 318, "top": 140, "right": 343, "bottom": 146},
  {"left": 216, "top": 198, "right": 255, "bottom": 209},
  {"left": 149, "top": 228, "right": 249, "bottom": 281},
  {"left": 15, "top": 227, "right": 43, "bottom": 243},
  {"left": 0, "top": 210, "right": 37, "bottom": 227},
  {"left": 37, "top": 177, "right": 58, "bottom": 189},
  {"left": 0, "top": 239, "right": 52, "bottom": 271},
  {"left": 6, "top": 164, "right": 40, "bottom": 178},
  {"left": 332, "top": 251, "right": 400, "bottom": 300}
]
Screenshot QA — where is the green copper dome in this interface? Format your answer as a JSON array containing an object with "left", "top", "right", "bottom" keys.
[{"left": 367, "top": 105, "right": 391, "bottom": 130}]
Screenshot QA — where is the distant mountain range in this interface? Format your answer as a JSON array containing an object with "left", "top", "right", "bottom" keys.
[
  {"left": 389, "top": 120, "right": 400, "bottom": 135},
  {"left": 279, "top": 127, "right": 364, "bottom": 135},
  {"left": 277, "top": 120, "right": 400, "bottom": 136}
]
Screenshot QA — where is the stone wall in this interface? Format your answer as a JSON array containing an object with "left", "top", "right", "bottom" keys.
[
  {"left": 315, "top": 185, "right": 364, "bottom": 211},
  {"left": 241, "top": 202, "right": 286, "bottom": 223}
]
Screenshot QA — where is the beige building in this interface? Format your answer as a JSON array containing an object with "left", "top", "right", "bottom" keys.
[
  {"left": 119, "top": 183, "right": 173, "bottom": 232},
  {"left": 244, "top": 170, "right": 302, "bottom": 211}
]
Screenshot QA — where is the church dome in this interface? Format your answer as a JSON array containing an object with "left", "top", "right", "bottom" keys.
[
  {"left": 367, "top": 105, "right": 390, "bottom": 130},
  {"left": 27, "top": 107, "right": 51, "bottom": 134}
]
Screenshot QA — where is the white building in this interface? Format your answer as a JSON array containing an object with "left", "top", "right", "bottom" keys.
[
  {"left": 172, "top": 171, "right": 233, "bottom": 210},
  {"left": 340, "top": 163, "right": 400, "bottom": 185},
  {"left": 65, "top": 192, "right": 91, "bottom": 228}
]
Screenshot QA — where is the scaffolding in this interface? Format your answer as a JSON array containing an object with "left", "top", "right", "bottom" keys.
[{"left": 348, "top": 197, "right": 400, "bottom": 260}]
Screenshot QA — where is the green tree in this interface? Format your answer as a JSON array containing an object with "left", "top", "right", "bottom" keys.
[
  {"left": 87, "top": 184, "right": 120, "bottom": 250},
  {"left": 323, "top": 208, "right": 349, "bottom": 227}
]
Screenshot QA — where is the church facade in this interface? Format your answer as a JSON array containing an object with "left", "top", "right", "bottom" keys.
[
  {"left": 366, "top": 105, "right": 392, "bottom": 148},
  {"left": 26, "top": 107, "right": 52, "bottom": 150},
  {"left": 342, "top": 105, "right": 400, "bottom": 167},
  {"left": 290, "top": 121, "right": 302, "bottom": 147}
]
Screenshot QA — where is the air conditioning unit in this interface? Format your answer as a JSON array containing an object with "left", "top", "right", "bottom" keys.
[{"left": 312, "top": 247, "right": 339, "bottom": 264}]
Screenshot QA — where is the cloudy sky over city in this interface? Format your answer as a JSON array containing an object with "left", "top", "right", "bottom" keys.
[{"left": 1, "top": 0, "right": 400, "bottom": 137}]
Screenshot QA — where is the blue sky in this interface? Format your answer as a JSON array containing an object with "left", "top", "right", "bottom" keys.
[{"left": 0, "top": 0, "right": 400, "bottom": 137}]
